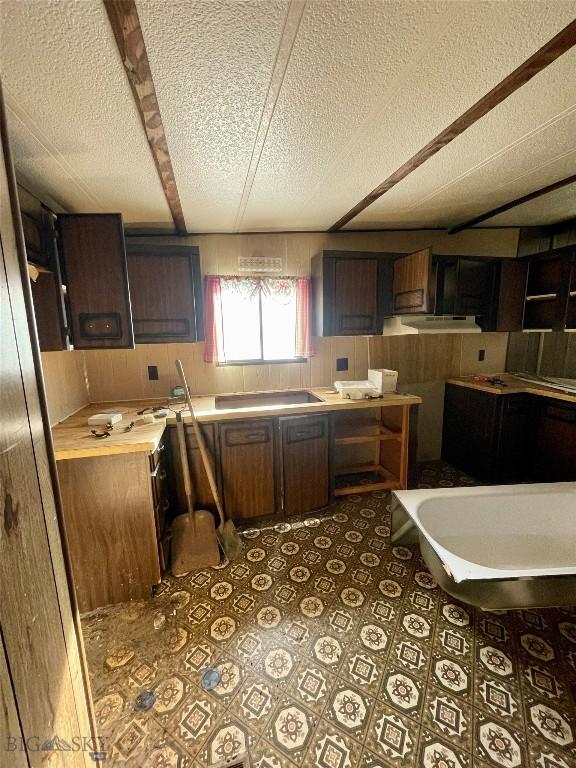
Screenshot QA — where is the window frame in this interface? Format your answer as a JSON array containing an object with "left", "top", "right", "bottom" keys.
[{"left": 216, "top": 276, "right": 307, "bottom": 365}]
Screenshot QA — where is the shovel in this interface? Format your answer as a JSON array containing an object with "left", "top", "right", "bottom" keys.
[
  {"left": 170, "top": 410, "right": 220, "bottom": 576},
  {"left": 175, "top": 359, "right": 243, "bottom": 561}
]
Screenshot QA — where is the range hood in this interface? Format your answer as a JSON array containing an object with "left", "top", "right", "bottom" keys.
[{"left": 382, "top": 315, "right": 482, "bottom": 335}]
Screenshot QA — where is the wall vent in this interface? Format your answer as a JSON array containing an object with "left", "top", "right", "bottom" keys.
[{"left": 238, "top": 255, "right": 283, "bottom": 273}]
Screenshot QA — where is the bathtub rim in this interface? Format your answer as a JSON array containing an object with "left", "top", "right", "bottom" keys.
[{"left": 393, "top": 482, "right": 576, "bottom": 583}]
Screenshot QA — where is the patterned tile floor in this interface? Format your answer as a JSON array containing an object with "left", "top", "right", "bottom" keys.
[{"left": 83, "top": 462, "right": 576, "bottom": 767}]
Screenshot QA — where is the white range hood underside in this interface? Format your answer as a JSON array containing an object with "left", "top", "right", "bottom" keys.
[{"left": 382, "top": 315, "right": 482, "bottom": 335}]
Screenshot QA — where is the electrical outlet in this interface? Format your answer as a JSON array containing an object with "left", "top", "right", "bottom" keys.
[
  {"left": 336, "top": 357, "right": 348, "bottom": 372},
  {"left": 478, "top": 349, "right": 486, "bottom": 362},
  {"left": 148, "top": 365, "right": 159, "bottom": 381}
]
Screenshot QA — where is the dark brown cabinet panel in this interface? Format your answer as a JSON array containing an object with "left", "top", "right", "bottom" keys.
[
  {"left": 126, "top": 243, "right": 203, "bottom": 343},
  {"left": 442, "top": 384, "right": 576, "bottom": 483},
  {"left": 311, "top": 250, "right": 394, "bottom": 336},
  {"left": 280, "top": 415, "right": 330, "bottom": 516},
  {"left": 532, "top": 400, "right": 576, "bottom": 481},
  {"left": 442, "top": 384, "right": 533, "bottom": 482},
  {"left": 30, "top": 270, "right": 68, "bottom": 351},
  {"left": 334, "top": 258, "right": 379, "bottom": 333},
  {"left": 442, "top": 384, "right": 501, "bottom": 481},
  {"left": 494, "top": 259, "right": 528, "bottom": 332},
  {"left": 219, "top": 419, "right": 276, "bottom": 520},
  {"left": 57, "top": 213, "right": 134, "bottom": 348},
  {"left": 58, "top": 452, "right": 161, "bottom": 612},
  {"left": 393, "top": 248, "right": 431, "bottom": 313},
  {"left": 523, "top": 247, "right": 574, "bottom": 331},
  {"left": 18, "top": 185, "right": 69, "bottom": 350},
  {"left": 453, "top": 257, "right": 495, "bottom": 316}
]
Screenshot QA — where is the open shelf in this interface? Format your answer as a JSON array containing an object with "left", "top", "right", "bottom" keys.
[
  {"left": 525, "top": 293, "right": 558, "bottom": 301},
  {"left": 332, "top": 404, "right": 409, "bottom": 495},
  {"left": 334, "top": 465, "right": 401, "bottom": 496},
  {"left": 335, "top": 423, "right": 402, "bottom": 445}
]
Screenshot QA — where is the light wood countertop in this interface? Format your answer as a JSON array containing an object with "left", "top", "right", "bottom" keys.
[
  {"left": 52, "top": 401, "right": 168, "bottom": 461},
  {"left": 183, "top": 387, "right": 421, "bottom": 424},
  {"left": 52, "top": 388, "right": 421, "bottom": 461},
  {"left": 446, "top": 375, "right": 576, "bottom": 404}
]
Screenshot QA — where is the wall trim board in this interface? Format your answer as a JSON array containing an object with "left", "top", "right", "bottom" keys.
[
  {"left": 104, "top": 0, "right": 187, "bottom": 234},
  {"left": 449, "top": 175, "right": 576, "bottom": 233}
]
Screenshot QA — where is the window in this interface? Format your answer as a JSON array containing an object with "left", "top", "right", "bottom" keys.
[{"left": 204, "top": 276, "right": 313, "bottom": 363}]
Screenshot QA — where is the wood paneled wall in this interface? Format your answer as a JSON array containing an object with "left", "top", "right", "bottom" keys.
[
  {"left": 127, "top": 228, "right": 519, "bottom": 277},
  {"left": 82, "top": 332, "right": 509, "bottom": 402},
  {"left": 41, "top": 350, "right": 89, "bottom": 424},
  {"left": 1, "top": 85, "right": 95, "bottom": 766}
]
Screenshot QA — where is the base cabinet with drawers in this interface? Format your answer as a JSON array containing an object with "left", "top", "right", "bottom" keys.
[
  {"left": 442, "top": 383, "right": 576, "bottom": 483},
  {"left": 173, "top": 405, "right": 413, "bottom": 523}
]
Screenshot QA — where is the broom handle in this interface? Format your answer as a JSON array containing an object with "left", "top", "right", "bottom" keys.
[
  {"left": 176, "top": 359, "right": 226, "bottom": 530},
  {"left": 175, "top": 411, "right": 195, "bottom": 517}
]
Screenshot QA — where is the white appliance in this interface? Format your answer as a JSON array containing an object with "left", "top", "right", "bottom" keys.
[
  {"left": 335, "top": 368, "right": 398, "bottom": 399},
  {"left": 382, "top": 315, "right": 481, "bottom": 335}
]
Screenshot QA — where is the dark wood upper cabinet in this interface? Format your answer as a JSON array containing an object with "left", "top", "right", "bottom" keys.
[
  {"left": 18, "top": 185, "right": 69, "bottom": 350},
  {"left": 57, "top": 213, "right": 134, "bottom": 349},
  {"left": 392, "top": 249, "right": 498, "bottom": 329},
  {"left": 126, "top": 243, "right": 203, "bottom": 344},
  {"left": 523, "top": 246, "right": 574, "bottom": 331},
  {"left": 280, "top": 414, "right": 330, "bottom": 516},
  {"left": 393, "top": 248, "right": 432, "bottom": 313},
  {"left": 493, "top": 259, "right": 528, "bottom": 332},
  {"left": 311, "top": 250, "right": 394, "bottom": 336},
  {"left": 218, "top": 419, "right": 276, "bottom": 520}
]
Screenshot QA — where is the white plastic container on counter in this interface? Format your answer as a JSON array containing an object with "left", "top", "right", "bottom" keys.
[{"left": 368, "top": 368, "right": 398, "bottom": 393}]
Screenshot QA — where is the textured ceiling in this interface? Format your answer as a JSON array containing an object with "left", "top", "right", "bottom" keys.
[
  {"left": 0, "top": 0, "right": 171, "bottom": 223},
  {"left": 0, "top": 0, "right": 575, "bottom": 232},
  {"left": 482, "top": 181, "right": 576, "bottom": 227},
  {"left": 346, "top": 45, "right": 576, "bottom": 230}
]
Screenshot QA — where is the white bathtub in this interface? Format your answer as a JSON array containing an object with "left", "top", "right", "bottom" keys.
[{"left": 392, "top": 483, "right": 576, "bottom": 609}]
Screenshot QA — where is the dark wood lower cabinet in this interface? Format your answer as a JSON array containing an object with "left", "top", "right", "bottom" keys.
[
  {"left": 442, "top": 383, "right": 575, "bottom": 483},
  {"left": 219, "top": 419, "right": 276, "bottom": 520},
  {"left": 442, "top": 384, "right": 502, "bottom": 481},
  {"left": 280, "top": 414, "right": 330, "bottom": 516},
  {"left": 533, "top": 399, "right": 576, "bottom": 481}
]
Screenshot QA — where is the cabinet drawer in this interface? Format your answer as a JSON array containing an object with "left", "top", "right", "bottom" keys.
[
  {"left": 542, "top": 403, "right": 576, "bottom": 423},
  {"left": 223, "top": 424, "right": 272, "bottom": 447},
  {"left": 394, "top": 289, "right": 425, "bottom": 311},
  {"left": 286, "top": 419, "right": 326, "bottom": 443}
]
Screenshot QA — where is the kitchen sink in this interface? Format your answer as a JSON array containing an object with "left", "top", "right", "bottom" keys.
[{"left": 215, "top": 390, "right": 324, "bottom": 410}]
